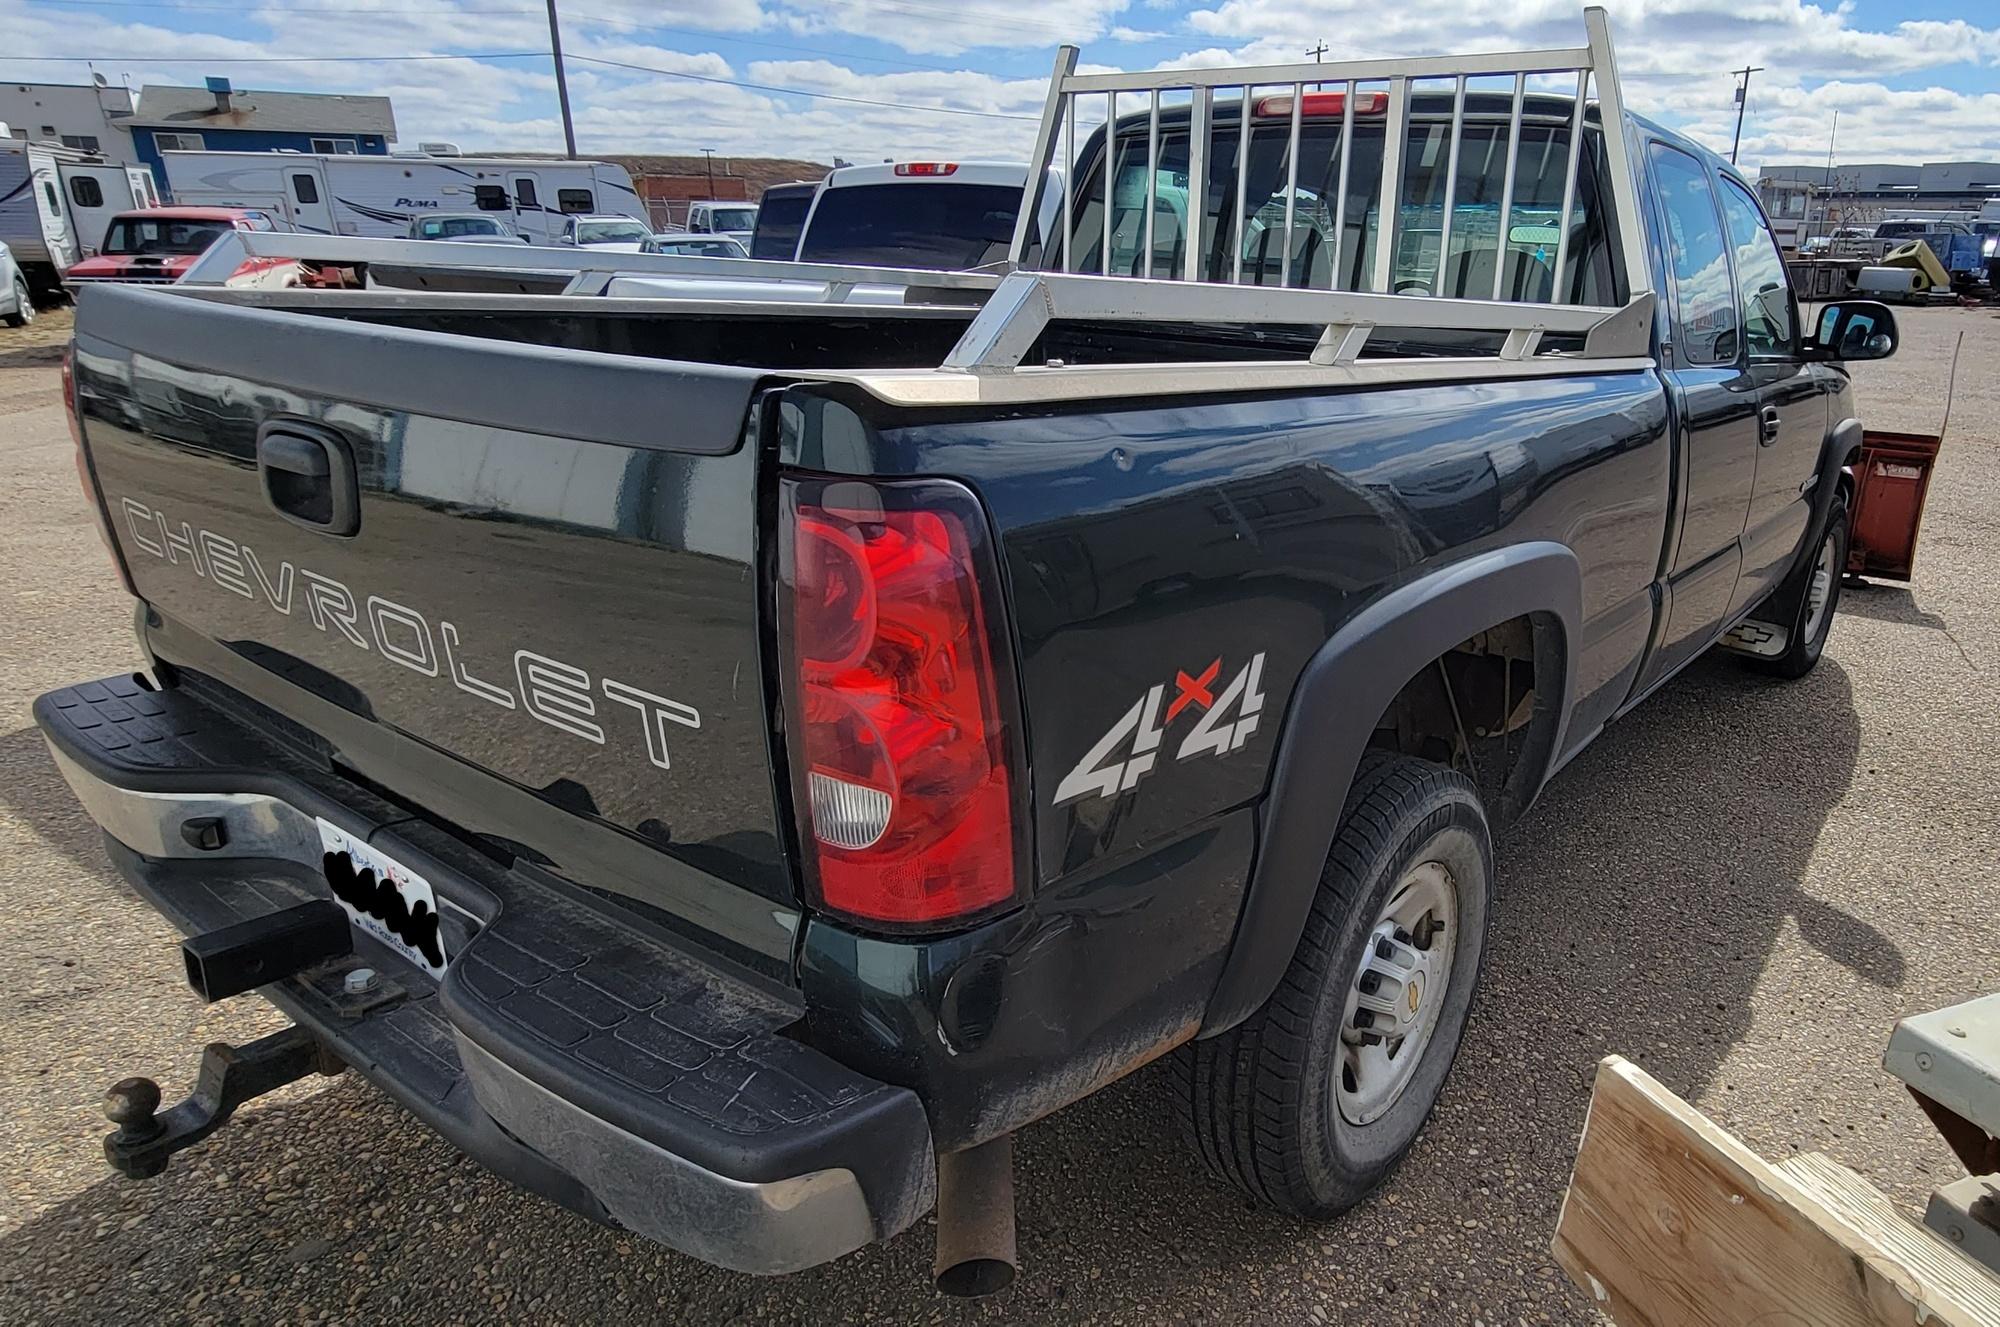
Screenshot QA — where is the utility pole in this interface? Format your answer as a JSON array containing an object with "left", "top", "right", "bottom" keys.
[
  {"left": 1818, "top": 109, "right": 1838, "bottom": 240},
  {"left": 545, "top": 0, "right": 577, "bottom": 159},
  {"left": 701, "top": 147, "right": 716, "bottom": 198},
  {"left": 1308, "top": 41, "right": 1329, "bottom": 61},
  {"left": 1729, "top": 64, "right": 1764, "bottom": 165}
]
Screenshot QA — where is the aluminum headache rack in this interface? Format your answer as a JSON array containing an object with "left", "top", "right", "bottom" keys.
[
  {"left": 968, "top": 4, "right": 1655, "bottom": 373},
  {"left": 167, "top": 7, "right": 1654, "bottom": 405}
]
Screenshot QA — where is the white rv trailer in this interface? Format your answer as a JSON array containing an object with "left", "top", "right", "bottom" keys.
[
  {"left": 160, "top": 151, "right": 647, "bottom": 243},
  {"left": 57, "top": 161, "right": 161, "bottom": 257},
  {"left": 0, "top": 136, "right": 162, "bottom": 296},
  {"left": 0, "top": 138, "right": 80, "bottom": 297}
]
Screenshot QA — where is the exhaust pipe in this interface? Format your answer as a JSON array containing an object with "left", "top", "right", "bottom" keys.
[{"left": 932, "top": 1134, "right": 1016, "bottom": 1298}]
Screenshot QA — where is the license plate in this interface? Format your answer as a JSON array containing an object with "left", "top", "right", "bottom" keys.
[{"left": 316, "top": 819, "right": 449, "bottom": 978}]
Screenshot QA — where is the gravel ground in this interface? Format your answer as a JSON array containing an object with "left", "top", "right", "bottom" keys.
[{"left": 1, "top": 304, "right": 1997, "bottom": 1325}]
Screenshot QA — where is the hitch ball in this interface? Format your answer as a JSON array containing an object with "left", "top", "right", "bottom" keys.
[{"left": 103, "top": 1077, "right": 169, "bottom": 1178}]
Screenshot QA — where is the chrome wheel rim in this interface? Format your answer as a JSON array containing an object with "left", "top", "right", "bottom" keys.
[
  {"left": 1803, "top": 524, "right": 1838, "bottom": 641},
  {"left": 17, "top": 288, "right": 33, "bottom": 324},
  {"left": 1335, "top": 860, "right": 1458, "bottom": 1126}
]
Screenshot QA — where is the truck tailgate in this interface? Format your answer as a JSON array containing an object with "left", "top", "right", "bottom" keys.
[{"left": 71, "top": 285, "right": 797, "bottom": 974}]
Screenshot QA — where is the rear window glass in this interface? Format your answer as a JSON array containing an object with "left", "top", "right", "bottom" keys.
[
  {"left": 419, "top": 216, "right": 505, "bottom": 238},
  {"left": 751, "top": 191, "right": 812, "bottom": 259},
  {"left": 1060, "top": 99, "right": 1619, "bottom": 305},
  {"left": 797, "top": 182, "right": 1022, "bottom": 269},
  {"left": 103, "top": 218, "right": 230, "bottom": 256},
  {"left": 574, "top": 219, "right": 649, "bottom": 245},
  {"left": 706, "top": 206, "right": 757, "bottom": 231}
]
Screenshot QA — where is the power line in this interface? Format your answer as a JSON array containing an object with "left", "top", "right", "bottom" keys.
[
  {"left": 21, "top": 0, "right": 538, "bottom": 10},
  {"left": 565, "top": 53, "right": 1037, "bottom": 120},
  {"left": 22, "top": 0, "right": 1080, "bottom": 40},
  {"left": 0, "top": 50, "right": 545, "bottom": 62},
  {"left": 20, "top": 0, "right": 997, "bottom": 75},
  {"left": 0, "top": 48, "right": 1040, "bottom": 121}
]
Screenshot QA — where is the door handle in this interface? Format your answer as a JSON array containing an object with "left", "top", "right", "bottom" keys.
[
  {"left": 257, "top": 420, "right": 359, "bottom": 535},
  {"left": 1758, "top": 405, "right": 1782, "bottom": 445}
]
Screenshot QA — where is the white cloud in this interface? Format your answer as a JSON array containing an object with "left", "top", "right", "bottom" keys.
[
  {"left": 4, "top": 0, "right": 1998, "bottom": 168},
  {"left": 775, "top": 0, "right": 1130, "bottom": 57},
  {"left": 1174, "top": 0, "right": 2000, "bottom": 165}
]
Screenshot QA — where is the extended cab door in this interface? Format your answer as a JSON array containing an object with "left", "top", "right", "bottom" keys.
[
  {"left": 1715, "top": 173, "right": 1831, "bottom": 614},
  {"left": 1632, "top": 140, "right": 1758, "bottom": 694}
]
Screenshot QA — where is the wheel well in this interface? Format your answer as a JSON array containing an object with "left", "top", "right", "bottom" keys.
[{"left": 1365, "top": 612, "right": 1563, "bottom": 826}]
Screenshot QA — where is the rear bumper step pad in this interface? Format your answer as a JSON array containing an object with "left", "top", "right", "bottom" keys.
[{"left": 35, "top": 674, "right": 935, "bottom": 1275}]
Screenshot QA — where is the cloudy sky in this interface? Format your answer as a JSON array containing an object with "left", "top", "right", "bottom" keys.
[{"left": 5, "top": 0, "right": 1999, "bottom": 169}]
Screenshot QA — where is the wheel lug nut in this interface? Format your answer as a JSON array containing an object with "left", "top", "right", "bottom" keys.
[
  {"left": 1393, "top": 927, "right": 1411, "bottom": 944},
  {"left": 1359, "top": 973, "right": 1380, "bottom": 994},
  {"left": 1375, "top": 939, "right": 1395, "bottom": 959},
  {"left": 1354, "top": 1009, "right": 1375, "bottom": 1029}
]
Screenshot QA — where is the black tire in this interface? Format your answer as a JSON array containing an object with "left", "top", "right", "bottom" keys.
[
  {"left": 1753, "top": 489, "right": 1849, "bottom": 680},
  {"left": 2, "top": 279, "right": 29, "bottom": 328},
  {"left": 1174, "top": 751, "right": 1492, "bottom": 1218}
]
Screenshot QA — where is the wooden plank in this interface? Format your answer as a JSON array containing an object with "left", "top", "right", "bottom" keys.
[
  {"left": 1552, "top": 1055, "right": 2000, "bottom": 1327},
  {"left": 1776, "top": 1154, "right": 2000, "bottom": 1299}
]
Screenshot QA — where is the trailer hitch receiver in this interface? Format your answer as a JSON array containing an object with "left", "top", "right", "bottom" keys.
[{"left": 103, "top": 1025, "right": 344, "bottom": 1180}]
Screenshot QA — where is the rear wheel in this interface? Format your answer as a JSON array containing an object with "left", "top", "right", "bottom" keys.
[
  {"left": 1753, "top": 490, "right": 1849, "bottom": 680},
  {"left": 3, "top": 279, "right": 30, "bottom": 328},
  {"left": 1174, "top": 752, "right": 1492, "bottom": 1217}
]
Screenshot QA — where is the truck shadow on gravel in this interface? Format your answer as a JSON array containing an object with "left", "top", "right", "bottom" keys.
[
  {"left": 0, "top": 724, "right": 114, "bottom": 878},
  {"left": 1835, "top": 580, "right": 1959, "bottom": 639},
  {"left": 0, "top": 654, "right": 1886, "bottom": 1325}
]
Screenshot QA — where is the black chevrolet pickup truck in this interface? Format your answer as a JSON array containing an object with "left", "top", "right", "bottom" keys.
[{"left": 38, "top": 11, "right": 1899, "bottom": 1295}]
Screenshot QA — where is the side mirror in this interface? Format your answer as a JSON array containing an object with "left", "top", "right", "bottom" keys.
[{"left": 1807, "top": 300, "right": 1898, "bottom": 362}]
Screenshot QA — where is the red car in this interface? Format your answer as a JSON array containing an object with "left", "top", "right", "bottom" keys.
[{"left": 64, "top": 206, "right": 283, "bottom": 287}]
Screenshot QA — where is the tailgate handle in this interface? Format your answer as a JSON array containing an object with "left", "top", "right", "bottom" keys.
[{"left": 257, "top": 420, "right": 358, "bottom": 536}]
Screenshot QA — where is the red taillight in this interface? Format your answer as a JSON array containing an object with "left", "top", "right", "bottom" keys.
[
  {"left": 893, "top": 162, "right": 959, "bottom": 177},
  {"left": 779, "top": 476, "right": 1024, "bottom": 927},
  {"left": 1252, "top": 91, "right": 1389, "bottom": 119}
]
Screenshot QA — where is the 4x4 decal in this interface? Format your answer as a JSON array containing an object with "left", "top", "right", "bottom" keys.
[{"left": 1054, "top": 653, "right": 1266, "bottom": 804}]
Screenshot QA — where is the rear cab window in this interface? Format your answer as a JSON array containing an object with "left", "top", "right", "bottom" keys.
[
  {"left": 797, "top": 183, "right": 1022, "bottom": 269},
  {"left": 1059, "top": 95, "right": 1620, "bottom": 305},
  {"left": 751, "top": 191, "right": 812, "bottom": 259},
  {"left": 103, "top": 218, "right": 232, "bottom": 256}
]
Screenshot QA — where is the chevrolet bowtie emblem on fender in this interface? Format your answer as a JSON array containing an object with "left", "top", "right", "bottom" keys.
[{"left": 1054, "top": 652, "right": 1266, "bottom": 805}]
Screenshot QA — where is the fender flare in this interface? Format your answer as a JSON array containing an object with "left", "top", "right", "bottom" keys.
[
  {"left": 1811, "top": 416, "right": 1864, "bottom": 555},
  {"left": 1199, "top": 542, "right": 1583, "bottom": 1037},
  {"left": 1760, "top": 416, "right": 1864, "bottom": 625}
]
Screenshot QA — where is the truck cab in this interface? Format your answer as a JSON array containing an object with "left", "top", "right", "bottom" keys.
[
  {"left": 62, "top": 206, "right": 280, "bottom": 286},
  {"left": 682, "top": 199, "right": 759, "bottom": 247}
]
